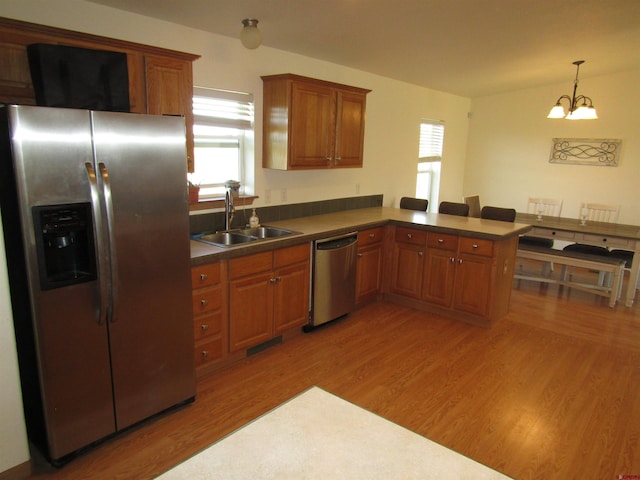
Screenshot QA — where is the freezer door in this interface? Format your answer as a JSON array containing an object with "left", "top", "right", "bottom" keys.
[
  {"left": 4, "top": 105, "right": 115, "bottom": 460},
  {"left": 91, "top": 111, "right": 195, "bottom": 429}
]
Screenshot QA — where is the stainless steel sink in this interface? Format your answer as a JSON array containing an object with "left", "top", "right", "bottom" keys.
[
  {"left": 237, "top": 226, "right": 297, "bottom": 238},
  {"left": 195, "top": 226, "right": 298, "bottom": 247},
  {"left": 197, "top": 231, "right": 258, "bottom": 247}
]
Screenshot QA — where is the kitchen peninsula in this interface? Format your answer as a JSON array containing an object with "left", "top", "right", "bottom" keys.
[{"left": 190, "top": 207, "right": 531, "bottom": 377}]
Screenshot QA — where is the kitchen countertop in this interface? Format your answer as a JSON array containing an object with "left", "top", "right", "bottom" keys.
[{"left": 190, "top": 206, "right": 532, "bottom": 265}]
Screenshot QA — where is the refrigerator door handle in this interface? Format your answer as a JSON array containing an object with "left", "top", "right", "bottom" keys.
[
  {"left": 85, "top": 162, "right": 111, "bottom": 325},
  {"left": 98, "top": 162, "right": 118, "bottom": 323}
]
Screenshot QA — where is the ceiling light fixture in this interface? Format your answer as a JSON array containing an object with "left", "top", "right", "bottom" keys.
[
  {"left": 240, "top": 18, "right": 262, "bottom": 49},
  {"left": 547, "top": 60, "right": 598, "bottom": 120}
]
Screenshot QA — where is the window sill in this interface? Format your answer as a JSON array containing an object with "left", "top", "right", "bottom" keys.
[{"left": 189, "top": 195, "right": 258, "bottom": 212}]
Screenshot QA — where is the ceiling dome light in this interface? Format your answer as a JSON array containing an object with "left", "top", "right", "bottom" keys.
[{"left": 240, "top": 19, "right": 262, "bottom": 49}]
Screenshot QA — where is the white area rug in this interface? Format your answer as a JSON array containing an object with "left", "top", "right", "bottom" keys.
[{"left": 156, "top": 386, "right": 512, "bottom": 479}]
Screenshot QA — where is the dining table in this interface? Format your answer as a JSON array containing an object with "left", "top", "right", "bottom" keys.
[{"left": 516, "top": 212, "right": 640, "bottom": 307}]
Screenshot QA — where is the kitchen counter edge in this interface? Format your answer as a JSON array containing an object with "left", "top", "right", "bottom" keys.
[{"left": 190, "top": 206, "right": 532, "bottom": 266}]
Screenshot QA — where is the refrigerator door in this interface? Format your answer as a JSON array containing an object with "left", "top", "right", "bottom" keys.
[
  {"left": 91, "top": 111, "right": 195, "bottom": 429},
  {"left": 4, "top": 105, "right": 116, "bottom": 460}
]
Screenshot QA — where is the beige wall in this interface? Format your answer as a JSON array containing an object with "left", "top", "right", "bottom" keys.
[
  {"left": 465, "top": 67, "right": 640, "bottom": 224},
  {"left": 0, "top": 0, "right": 471, "bottom": 472}
]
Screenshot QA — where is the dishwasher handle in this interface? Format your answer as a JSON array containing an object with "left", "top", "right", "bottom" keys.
[{"left": 315, "top": 232, "right": 358, "bottom": 250}]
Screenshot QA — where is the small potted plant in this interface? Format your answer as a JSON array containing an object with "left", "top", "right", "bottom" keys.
[{"left": 188, "top": 179, "right": 200, "bottom": 204}]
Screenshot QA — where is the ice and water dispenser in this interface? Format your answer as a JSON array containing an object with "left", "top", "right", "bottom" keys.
[{"left": 32, "top": 203, "right": 97, "bottom": 290}]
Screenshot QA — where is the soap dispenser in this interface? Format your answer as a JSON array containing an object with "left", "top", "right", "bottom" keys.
[{"left": 249, "top": 209, "right": 260, "bottom": 228}]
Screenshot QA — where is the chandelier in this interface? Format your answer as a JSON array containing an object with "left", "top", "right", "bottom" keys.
[{"left": 547, "top": 60, "right": 598, "bottom": 120}]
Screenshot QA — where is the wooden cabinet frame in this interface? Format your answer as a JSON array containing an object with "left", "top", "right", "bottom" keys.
[
  {"left": 0, "top": 16, "right": 199, "bottom": 170},
  {"left": 261, "top": 74, "right": 370, "bottom": 170}
]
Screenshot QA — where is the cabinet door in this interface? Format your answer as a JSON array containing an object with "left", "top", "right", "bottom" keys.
[
  {"left": 334, "top": 90, "right": 367, "bottom": 168},
  {"left": 356, "top": 243, "right": 383, "bottom": 305},
  {"left": 229, "top": 271, "right": 274, "bottom": 352},
  {"left": 422, "top": 249, "right": 456, "bottom": 306},
  {"left": 289, "top": 81, "right": 335, "bottom": 168},
  {"left": 453, "top": 254, "right": 492, "bottom": 316},
  {"left": 145, "top": 55, "right": 195, "bottom": 171},
  {"left": 273, "top": 261, "right": 310, "bottom": 334},
  {"left": 390, "top": 243, "right": 424, "bottom": 298}
]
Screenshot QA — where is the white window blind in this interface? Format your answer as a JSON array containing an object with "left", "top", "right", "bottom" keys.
[
  {"left": 418, "top": 119, "right": 445, "bottom": 161},
  {"left": 193, "top": 87, "right": 254, "bottom": 130},
  {"left": 191, "top": 88, "right": 255, "bottom": 198}
]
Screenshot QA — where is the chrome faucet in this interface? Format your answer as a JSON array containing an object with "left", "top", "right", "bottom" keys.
[{"left": 224, "top": 188, "right": 235, "bottom": 231}]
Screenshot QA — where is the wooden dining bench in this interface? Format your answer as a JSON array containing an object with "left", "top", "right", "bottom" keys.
[{"left": 514, "top": 244, "right": 626, "bottom": 307}]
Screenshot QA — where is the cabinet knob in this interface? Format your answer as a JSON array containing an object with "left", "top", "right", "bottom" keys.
[
  {"left": 450, "top": 257, "right": 455, "bottom": 263},
  {"left": 200, "top": 299, "right": 209, "bottom": 307},
  {"left": 418, "top": 251, "right": 423, "bottom": 257},
  {"left": 407, "top": 233, "right": 412, "bottom": 239},
  {"left": 369, "top": 233, "right": 375, "bottom": 238},
  {"left": 201, "top": 350, "right": 208, "bottom": 358},
  {"left": 458, "top": 258, "right": 463, "bottom": 264},
  {"left": 200, "top": 273, "right": 208, "bottom": 281},
  {"left": 270, "top": 276, "right": 282, "bottom": 283},
  {"left": 357, "top": 253, "right": 363, "bottom": 257},
  {"left": 438, "top": 238, "right": 444, "bottom": 243},
  {"left": 201, "top": 324, "right": 209, "bottom": 332},
  {"left": 472, "top": 244, "right": 479, "bottom": 249}
]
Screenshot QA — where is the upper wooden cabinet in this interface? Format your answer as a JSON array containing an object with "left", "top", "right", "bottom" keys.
[
  {"left": 0, "top": 17, "right": 199, "bottom": 170},
  {"left": 261, "top": 74, "right": 370, "bottom": 170}
]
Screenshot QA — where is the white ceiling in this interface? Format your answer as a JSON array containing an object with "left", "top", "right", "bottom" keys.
[{"left": 87, "top": 0, "right": 640, "bottom": 98}]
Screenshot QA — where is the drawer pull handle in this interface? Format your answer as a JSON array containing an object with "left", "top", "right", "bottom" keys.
[
  {"left": 200, "top": 299, "right": 209, "bottom": 307},
  {"left": 200, "top": 273, "right": 208, "bottom": 281},
  {"left": 369, "top": 233, "right": 375, "bottom": 238},
  {"left": 357, "top": 253, "right": 363, "bottom": 257},
  {"left": 438, "top": 238, "right": 444, "bottom": 243},
  {"left": 201, "top": 324, "right": 209, "bottom": 332},
  {"left": 472, "top": 244, "right": 479, "bottom": 249}
]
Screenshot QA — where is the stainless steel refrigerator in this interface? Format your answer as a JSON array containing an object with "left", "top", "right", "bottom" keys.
[{"left": 0, "top": 105, "right": 195, "bottom": 464}]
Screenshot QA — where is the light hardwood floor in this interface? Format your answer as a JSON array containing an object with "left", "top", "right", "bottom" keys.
[{"left": 24, "top": 275, "right": 640, "bottom": 480}]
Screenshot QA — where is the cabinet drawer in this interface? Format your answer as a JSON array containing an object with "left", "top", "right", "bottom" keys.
[
  {"left": 192, "top": 286, "right": 222, "bottom": 315},
  {"left": 459, "top": 237, "right": 494, "bottom": 257},
  {"left": 531, "top": 227, "right": 575, "bottom": 241},
  {"left": 427, "top": 232, "right": 458, "bottom": 251},
  {"left": 193, "top": 310, "right": 223, "bottom": 340},
  {"left": 274, "top": 243, "right": 310, "bottom": 269},
  {"left": 395, "top": 227, "right": 427, "bottom": 246},
  {"left": 581, "top": 233, "right": 633, "bottom": 249},
  {"left": 191, "top": 262, "right": 221, "bottom": 288},
  {"left": 229, "top": 251, "right": 273, "bottom": 279},
  {"left": 358, "top": 227, "right": 385, "bottom": 246},
  {"left": 194, "top": 338, "right": 224, "bottom": 368}
]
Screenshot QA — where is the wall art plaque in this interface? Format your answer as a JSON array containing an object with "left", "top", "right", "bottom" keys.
[{"left": 549, "top": 138, "right": 621, "bottom": 166}]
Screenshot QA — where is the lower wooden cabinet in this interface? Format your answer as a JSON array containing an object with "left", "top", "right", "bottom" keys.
[
  {"left": 191, "top": 261, "right": 228, "bottom": 376},
  {"left": 389, "top": 227, "right": 427, "bottom": 298},
  {"left": 228, "top": 244, "right": 310, "bottom": 352},
  {"left": 388, "top": 226, "right": 518, "bottom": 326},
  {"left": 355, "top": 227, "right": 385, "bottom": 305}
]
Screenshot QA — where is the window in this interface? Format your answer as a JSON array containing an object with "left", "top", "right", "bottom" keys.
[
  {"left": 416, "top": 119, "right": 444, "bottom": 211},
  {"left": 191, "top": 87, "right": 254, "bottom": 199}
]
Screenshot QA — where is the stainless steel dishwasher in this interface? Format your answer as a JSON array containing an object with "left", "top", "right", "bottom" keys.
[{"left": 309, "top": 231, "right": 358, "bottom": 329}]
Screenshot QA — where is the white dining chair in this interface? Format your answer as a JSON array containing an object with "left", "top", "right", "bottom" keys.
[
  {"left": 564, "top": 203, "right": 621, "bottom": 287},
  {"left": 580, "top": 203, "right": 619, "bottom": 223},
  {"left": 527, "top": 197, "right": 563, "bottom": 217}
]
